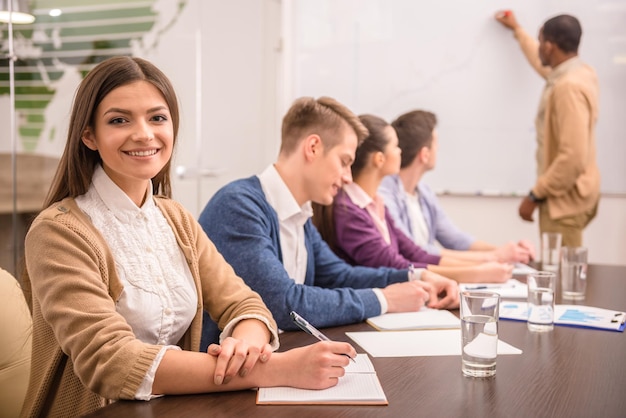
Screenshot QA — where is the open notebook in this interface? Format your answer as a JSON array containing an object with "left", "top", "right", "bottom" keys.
[{"left": 256, "top": 354, "right": 387, "bottom": 405}]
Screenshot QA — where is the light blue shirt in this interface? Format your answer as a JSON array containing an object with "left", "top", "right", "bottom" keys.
[{"left": 378, "top": 175, "right": 474, "bottom": 254}]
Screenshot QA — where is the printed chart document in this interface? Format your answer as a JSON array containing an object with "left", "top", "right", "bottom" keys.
[
  {"left": 499, "top": 302, "right": 626, "bottom": 332},
  {"left": 256, "top": 354, "right": 387, "bottom": 405},
  {"left": 459, "top": 278, "right": 528, "bottom": 299},
  {"left": 366, "top": 308, "right": 460, "bottom": 331},
  {"left": 346, "top": 330, "right": 522, "bottom": 358}
]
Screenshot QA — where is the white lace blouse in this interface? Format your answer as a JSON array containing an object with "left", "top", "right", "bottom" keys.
[{"left": 76, "top": 166, "right": 197, "bottom": 399}]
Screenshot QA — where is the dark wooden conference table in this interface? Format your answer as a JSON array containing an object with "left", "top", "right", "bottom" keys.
[{"left": 84, "top": 264, "right": 626, "bottom": 418}]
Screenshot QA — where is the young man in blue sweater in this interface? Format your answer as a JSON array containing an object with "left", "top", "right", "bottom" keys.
[{"left": 199, "top": 97, "right": 459, "bottom": 347}]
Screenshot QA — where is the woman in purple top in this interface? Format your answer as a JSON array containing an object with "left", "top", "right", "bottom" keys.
[{"left": 313, "top": 115, "right": 513, "bottom": 284}]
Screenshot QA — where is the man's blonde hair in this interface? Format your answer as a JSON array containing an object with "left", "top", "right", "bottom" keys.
[{"left": 280, "top": 96, "right": 368, "bottom": 155}]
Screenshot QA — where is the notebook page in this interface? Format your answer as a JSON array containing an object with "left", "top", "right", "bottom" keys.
[{"left": 257, "top": 354, "right": 387, "bottom": 404}]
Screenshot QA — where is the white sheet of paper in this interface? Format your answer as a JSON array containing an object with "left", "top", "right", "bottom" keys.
[
  {"left": 459, "top": 278, "right": 528, "bottom": 299},
  {"left": 366, "top": 308, "right": 460, "bottom": 331},
  {"left": 346, "top": 330, "right": 522, "bottom": 358}
]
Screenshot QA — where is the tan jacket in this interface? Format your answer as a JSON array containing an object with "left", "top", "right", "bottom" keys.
[
  {"left": 514, "top": 28, "right": 601, "bottom": 219},
  {"left": 21, "top": 197, "right": 277, "bottom": 417}
]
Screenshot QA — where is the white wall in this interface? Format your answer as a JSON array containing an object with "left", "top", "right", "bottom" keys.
[
  {"left": 161, "top": 0, "right": 625, "bottom": 267},
  {"left": 437, "top": 194, "right": 626, "bottom": 266},
  {"left": 282, "top": 0, "right": 626, "bottom": 196},
  {"left": 140, "top": 0, "right": 283, "bottom": 216}
]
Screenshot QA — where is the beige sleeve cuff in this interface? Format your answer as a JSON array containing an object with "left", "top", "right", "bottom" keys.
[{"left": 134, "top": 345, "right": 182, "bottom": 401}]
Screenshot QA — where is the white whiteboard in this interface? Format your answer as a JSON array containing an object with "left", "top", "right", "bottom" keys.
[{"left": 285, "top": 0, "right": 626, "bottom": 195}]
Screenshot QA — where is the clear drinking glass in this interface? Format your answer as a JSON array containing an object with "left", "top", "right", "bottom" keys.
[
  {"left": 527, "top": 271, "right": 556, "bottom": 332},
  {"left": 460, "top": 291, "right": 500, "bottom": 377},
  {"left": 561, "top": 247, "right": 588, "bottom": 300},
  {"left": 541, "top": 232, "right": 562, "bottom": 273}
]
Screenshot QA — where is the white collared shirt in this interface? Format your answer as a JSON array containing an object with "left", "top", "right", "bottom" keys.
[
  {"left": 404, "top": 189, "right": 430, "bottom": 247},
  {"left": 258, "top": 165, "right": 391, "bottom": 315},
  {"left": 258, "top": 165, "right": 312, "bottom": 284}
]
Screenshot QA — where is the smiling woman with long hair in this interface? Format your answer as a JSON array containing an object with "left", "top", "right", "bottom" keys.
[{"left": 21, "top": 56, "right": 355, "bottom": 417}]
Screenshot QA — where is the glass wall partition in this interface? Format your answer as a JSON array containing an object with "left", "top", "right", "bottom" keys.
[
  {"left": 1, "top": 0, "right": 198, "bottom": 279},
  {"left": 1, "top": 0, "right": 281, "bottom": 279}
]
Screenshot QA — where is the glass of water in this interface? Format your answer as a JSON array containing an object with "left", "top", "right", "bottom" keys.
[
  {"left": 541, "top": 232, "right": 562, "bottom": 273},
  {"left": 561, "top": 247, "right": 588, "bottom": 300},
  {"left": 527, "top": 271, "right": 557, "bottom": 332},
  {"left": 460, "top": 291, "right": 500, "bottom": 378}
]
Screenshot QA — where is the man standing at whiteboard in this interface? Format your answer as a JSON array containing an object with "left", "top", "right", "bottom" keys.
[{"left": 495, "top": 11, "right": 600, "bottom": 247}]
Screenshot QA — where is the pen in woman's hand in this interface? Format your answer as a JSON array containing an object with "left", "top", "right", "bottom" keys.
[{"left": 290, "top": 311, "right": 356, "bottom": 363}]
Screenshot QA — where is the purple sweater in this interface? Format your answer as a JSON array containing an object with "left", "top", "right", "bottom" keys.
[{"left": 332, "top": 188, "right": 441, "bottom": 269}]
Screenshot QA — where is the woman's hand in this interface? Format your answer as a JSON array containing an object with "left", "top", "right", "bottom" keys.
[
  {"left": 276, "top": 341, "right": 357, "bottom": 390},
  {"left": 154, "top": 339, "right": 353, "bottom": 394},
  {"left": 207, "top": 338, "right": 273, "bottom": 385},
  {"left": 207, "top": 318, "right": 274, "bottom": 385}
]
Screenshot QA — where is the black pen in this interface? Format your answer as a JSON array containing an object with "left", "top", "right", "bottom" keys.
[{"left": 290, "top": 311, "right": 356, "bottom": 363}]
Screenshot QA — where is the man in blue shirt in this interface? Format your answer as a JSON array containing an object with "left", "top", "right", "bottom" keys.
[{"left": 199, "top": 97, "right": 458, "bottom": 347}]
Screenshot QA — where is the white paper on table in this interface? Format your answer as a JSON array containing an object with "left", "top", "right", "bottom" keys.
[
  {"left": 462, "top": 331, "right": 498, "bottom": 358},
  {"left": 459, "top": 278, "right": 528, "bottom": 299},
  {"left": 366, "top": 308, "right": 460, "bottom": 331},
  {"left": 346, "top": 330, "right": 522, "bottom": 358}
]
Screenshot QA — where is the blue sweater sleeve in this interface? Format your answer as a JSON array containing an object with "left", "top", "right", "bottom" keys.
[
  {"left": 304, "top": 220, "right": 408, "bottom": 290},
  {"left": 198, "top": 178, "right": 407, "bottom": 331}
]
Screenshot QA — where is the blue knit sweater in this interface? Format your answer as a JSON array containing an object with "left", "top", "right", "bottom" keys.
[{"left": 198, "top": 176, "right": 408, "bottom": 345}]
